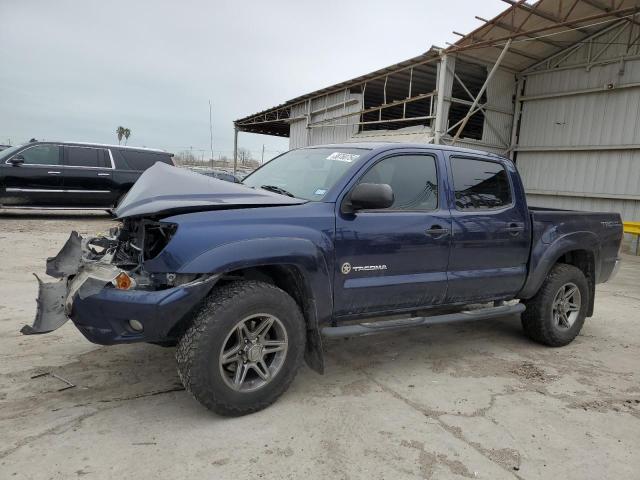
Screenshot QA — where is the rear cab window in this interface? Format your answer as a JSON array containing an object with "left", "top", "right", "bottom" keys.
[{"left": 450, "top": 157, "right": 512, "bottom": 210}]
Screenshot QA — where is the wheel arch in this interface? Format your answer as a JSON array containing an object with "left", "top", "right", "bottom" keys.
[
  {"left": 172, "top": 237, "right": 333, "bottom": 374},
  {"left": 519, "top": 232, "right": 599, "bottom": 317},
  {"left": 219, "top": 264, "right": 327, "bottom": 374},
  {"left": 554, "top": 249, "right": 596, "bottom": 316}
]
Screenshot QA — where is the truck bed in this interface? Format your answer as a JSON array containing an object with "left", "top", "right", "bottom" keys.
[{"left": 526, "top": 206, "right": 622, "bottom": 291}]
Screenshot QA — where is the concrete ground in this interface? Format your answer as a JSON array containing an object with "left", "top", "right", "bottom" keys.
[{"left": 0, "top": 210, "right": 638, "bottom": 480}]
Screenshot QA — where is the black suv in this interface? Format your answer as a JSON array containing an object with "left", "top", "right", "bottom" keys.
[{"left": 0, "top": 141, "right": 174, "bottom": 209}]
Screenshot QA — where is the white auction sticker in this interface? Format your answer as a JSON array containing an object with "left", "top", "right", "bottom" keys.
[{"left": 326, "top": 152, "right": 360, "bottom": 162}]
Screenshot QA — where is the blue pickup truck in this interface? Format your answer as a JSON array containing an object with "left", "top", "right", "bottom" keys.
[{"left": 23, "top": 143, "right": 622, "bottom": 415}]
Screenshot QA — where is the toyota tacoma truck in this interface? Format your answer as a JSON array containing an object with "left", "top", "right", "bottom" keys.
[{"left": 22, "top": 143, "right": 623, "bottom": 416}]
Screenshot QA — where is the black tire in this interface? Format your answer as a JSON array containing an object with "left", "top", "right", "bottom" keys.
[
  {"left": 521, "top": 263, "right": 589, "bottom": 347},
  {"left": 176, "top": 280, "right": 306, "bottom": 416}
]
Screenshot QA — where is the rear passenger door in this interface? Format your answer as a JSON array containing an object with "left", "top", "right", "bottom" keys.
[
  {"left": 445, "top": 155, "right": 530, "bottom": 303},
  {"left": 63, "top": 146, "right": 118, "bottom": 206}
]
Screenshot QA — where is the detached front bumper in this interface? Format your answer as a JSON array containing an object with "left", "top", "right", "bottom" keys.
[{"left": 22, "top": 231, "right": 218, "bottom": 344}]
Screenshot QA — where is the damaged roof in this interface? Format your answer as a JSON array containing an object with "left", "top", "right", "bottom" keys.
[
  {"left": 447, "top": 0, "right": 640, "bottom": 72},
  {"left": 235, "top": 0, "right": 640, "bottom": 136},
  {"left": 233, "top": 48, "right": 442, "bottom": 137}
]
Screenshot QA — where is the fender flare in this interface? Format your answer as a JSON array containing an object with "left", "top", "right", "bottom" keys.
[
  {"left": 518, "top": 231, "right": 600, "bottom": 303},
  {"left": 178, "top": 237, "right": 332, "bottom": 373}
]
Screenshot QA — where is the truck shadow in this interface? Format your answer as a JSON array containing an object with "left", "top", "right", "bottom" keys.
[
  {"left": 12, "top": 315, "right": 528, "bottom": 418},
  {"left": 323, "top": 315, "right": 528, "bottom": 370}
]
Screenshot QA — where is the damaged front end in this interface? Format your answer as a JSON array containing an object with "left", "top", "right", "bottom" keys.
[{"left": 22, "top": 220, "right": 218, "bottom": 344}]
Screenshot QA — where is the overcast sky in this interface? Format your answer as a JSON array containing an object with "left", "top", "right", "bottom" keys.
[{"left": 0, "top": 0, "right": 506, "bottom": 160}]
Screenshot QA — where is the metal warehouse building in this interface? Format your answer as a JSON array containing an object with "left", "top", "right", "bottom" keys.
[{"left": 234, "top": 0, "right": 640, "bottom": 220}]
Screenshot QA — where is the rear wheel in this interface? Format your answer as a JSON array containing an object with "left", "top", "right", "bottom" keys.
[
  {"left": 176, "top": 281, "right": 305, "bottom": 416},
  {"left": 521, "top": 263, "right": 588, "bottom": 347}
]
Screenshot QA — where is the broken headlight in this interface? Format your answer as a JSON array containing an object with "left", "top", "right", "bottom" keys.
[{"left": 141, "top": 221, "right": 178, "bottom": 261}]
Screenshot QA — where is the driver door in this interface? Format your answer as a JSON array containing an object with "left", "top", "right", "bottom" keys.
[
  {"left": 1, "top": 144, "right": 64, "bottom": 206},
  {"left": 333, "top": 152, "right": 451, "bottom": 317}
]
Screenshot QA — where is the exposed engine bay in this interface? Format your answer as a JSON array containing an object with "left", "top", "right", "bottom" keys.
[
  {"left": 19, "top": 161, "right": 305, "bottom": 338},
  {"left": 22, "top": 219, "right": 203, "bottom": 336},
  {"left": 46, "top": 219, "right": 198, "bottom": 290}
]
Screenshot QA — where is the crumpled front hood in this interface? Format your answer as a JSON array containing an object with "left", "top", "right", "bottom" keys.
[{"left": 115, "top": 162, "right": 306, "bottom": 219}]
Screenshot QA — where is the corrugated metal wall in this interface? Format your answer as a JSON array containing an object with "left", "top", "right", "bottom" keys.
[
  {"left": 441, "top": 60, "right": 515, "bottom": 153},
  {"left": 481, "top": 69, "right": 515, "bottom": 149},
  {"left": 284, "top": 22, "right": 640, "bottom": 223},
  {"left": 289, "top": 56, "right": 515, "bottom": 153},
  {"left": 289, "top": 90, "right": 362, "bottom": 149},
  {"left": 516, "top": 21, "right": 640, "bottom": 220}
]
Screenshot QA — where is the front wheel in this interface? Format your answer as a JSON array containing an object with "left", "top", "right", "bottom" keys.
[
  {"left": 176, "top": 281, "right": 305, "bottom": 416},
  {"left": 521, "top": 263, "right": 589, "bottom": 347}
]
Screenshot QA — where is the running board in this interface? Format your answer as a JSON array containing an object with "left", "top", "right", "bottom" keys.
[
  {"left": 321, "top": 303, "right": 526, "bottom": 338},
  {"left": 0, "top": 206, "right": 110, "bottom": 211}
]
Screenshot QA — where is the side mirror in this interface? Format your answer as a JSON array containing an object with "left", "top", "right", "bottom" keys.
[
  {"left": 9, "top": 155, "right": 25, "bottom": 166},
  {"left": 346, "top": 183, "right": 394, "bottom": 212}
]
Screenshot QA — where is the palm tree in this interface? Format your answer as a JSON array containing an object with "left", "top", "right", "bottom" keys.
[
  {"left": 116, "top": 126, "right": 125, "bottom": 145},
  {"left": 123, "top": 128, "right": 131, "bottom": 145}
]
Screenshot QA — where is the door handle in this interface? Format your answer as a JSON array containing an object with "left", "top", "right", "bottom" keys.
[
  {"left": 425, "top": 225, "right": 449, "bottom": 238},
  {"left": 506, "top": 223, "right": 525, "bottom": 236},
  {"left": 47, "top": 171, "right": 61, "bottom": 175},
  {"left": 97, "top": 173, "right": 111, "bottom": 176}
]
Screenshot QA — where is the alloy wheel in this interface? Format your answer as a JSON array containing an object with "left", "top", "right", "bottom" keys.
[
  {"left": 552, "top": 282, "right": 581, "bottom": 330},
  {"left": 219, "top": 314, "right": 288, "bottom": 392}
]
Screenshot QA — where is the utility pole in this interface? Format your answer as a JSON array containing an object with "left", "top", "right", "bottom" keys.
[
  {"left": 261, "top": 144, "right": 265, "bottom": 165},
  {"left": 209, "top": 100, "right": 214, "bottom": 170}
]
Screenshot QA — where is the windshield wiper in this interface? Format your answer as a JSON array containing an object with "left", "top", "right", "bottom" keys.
[{"left": 260, "top": 185, "right": 295, "bottom": 198}]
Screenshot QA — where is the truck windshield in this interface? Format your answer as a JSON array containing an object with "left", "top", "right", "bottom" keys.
[{"left": 242, "top": 147, "right": 366, "bottom": 201}]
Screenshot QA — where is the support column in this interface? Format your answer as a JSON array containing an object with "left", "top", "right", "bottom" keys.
[
  {"left": 434, "top": 54, "right": 455, "bottom": 144},
  {"left": 508, "top": 76, "right": 525, "bottom": 159},
  {"left": 233, "top": 127, "right": 238, "bottom": 175}
]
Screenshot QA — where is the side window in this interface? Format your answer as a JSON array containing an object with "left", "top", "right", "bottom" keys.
[
  {"left": 67, "top": 147, "right": 100, "bottom": 167},
  {"left": 451, "top": 157, "right": 512, "bottom": 210},
  {"left": 100, "top": 150, "right": 111, "bottom": 168},
  {"left": 14, "top": 145, "right": 60, "bottom": 165},
  {"left": 359, "top": 154, "right": 438, "bottom": 210},
  {"left": 120, "top": 151, "right": 169, "bottom": 170}
]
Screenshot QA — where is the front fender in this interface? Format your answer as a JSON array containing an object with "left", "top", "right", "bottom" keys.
[
  {"left": 179, "top": 237, "right": 325, "bottom": 275},
  {"left": 180, "top": 237, "right": 333, "bottom": 374},
  {"left": 176, "top": 236, "right": 332, "bottom": 322},
  {"left": 518, "top": 230, "right": 600, "bottom": 299}
]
